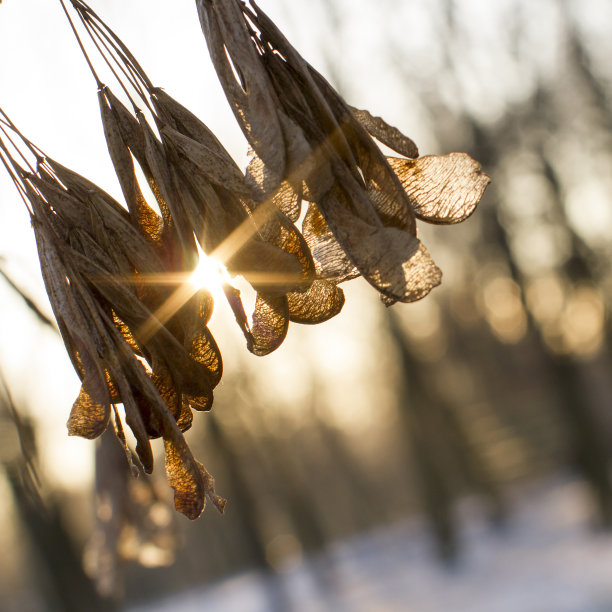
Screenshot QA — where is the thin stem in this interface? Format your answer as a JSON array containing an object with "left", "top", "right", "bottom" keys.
[
  {"left": 0, "top": 145, "right": 33, "bottom": 214},
  {"left": 0, "top": 110, "right": 46, "bottom": 162},
  {"left": 58, "top": 0, "right": 103, "bottom": 89},
  {"left": 0, "top": 122, "right": 38, "bottom": 176},
  {"left": 83, "top": 14, "right": 147, "bottom": 93},
  {"left": 78, "top": 12, "right": 150, "bottom": 113},
  {"left": 73, "top": 0, "right": 155, "bottom": 92}
]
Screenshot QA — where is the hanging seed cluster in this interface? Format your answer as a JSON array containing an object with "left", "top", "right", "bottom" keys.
[
  {"left": 0, "top": 120, "right": 225, "bottom": 518},
  {"left": 197, "top": 0, "right": 489, "bottom": 306},
  {"left": 1, "top": 0, "right": 489, "bottom": 519}
]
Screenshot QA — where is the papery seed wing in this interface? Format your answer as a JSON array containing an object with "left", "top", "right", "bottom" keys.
[
  {"left": 173, "top": 288, "right": 216, "bottom": 338},
  {"left": 287, "top": 280, "right": 345, "bottom": 324},
  {"left": 350, "top": 107, "right": 419, "bottom": 159},
  {"left": 174, "top": 290, "right": 223, "bottom": 392},
  {"left": 167, "top": 162, "right": 209, "bottom": 252},
  {"left": 83, "top": 192, "right": 163, "bottom": 275},
  {"left": 240, "top": 1, "right": 359, "bottom": 174},
  {"left": 103, "top": 90, "right": 174, "bottom": 232},
  {"left": 160, "top": 340, "right": 215, "bottom": 412},
  {"left": 255, "top": 209, "right": 314, "bottom": 290},
  {"left": 152, "top": 88, "right": 238, "bottom": 170},
  {"left": 197, "top": 461, "right": 226, "bottom": 514},
  {"left": 109, "top": 367, "right": 154, "bottom": 473},
  {"left": 103, "top": 88, "right": 147, "bottom": 164},
  {"left": 302, "top": 203, "right": 359, "bottom": 282},
  {"left": 163, "top": 434, "right": 205, "bottom": 520},
  {"left": 45, "top": 157, "right": 129, "bottom": 219},
  {"left": 308, "top": 70, "right": 417, "bottom": 234},
  {"left": 99, "top": 89, "right": 164, "bottom": 243},
  {"left": 140, "top": 118, "right": 197, "bottom": 263},
  {"left": 70, "top": 286, "right": 156, "bottom": 473},
  {"left": 186, "top": 329, "right": 223, "bottom": 389},
  {"left": 251, "top": 292, "right": 289, "bottom": 356},
  {"left": 111, "top": 406, "right": 140, "bottom": 477},
  {"left": 176, "top": 160, "right": 225, "bottom": 245},
  {"left": 67, "top": 385, "right": 110, "bottom": 440},
  {"left": 66, "top": 250, "right": 146, "bottom": 330},
  {"left": 319, "top": 186, "right": 442, "bottom": 302},
  {"left": 196, "top": 288, "right": 215, "bottom": 325},
  {"left": 99, "top": 89, "right": 139, "bottom": 209},
  {"left": 274, "top": 182, "right": 302, "bottom": 224},
  {"left": 149, "top": 368, "right": 193, "bottom": 434},
  {"left": 387, "top": 153, "right": 490, "bottom": 224},
  {"left": 176, "top": 399, "right": 195, "bottom": 432},
  {"left": 228, "top": 238, "right": 303, "bottom": 296},
  {"left": 112, "top": 312, "right": 142, "bottom": 356},
  {"left": 196, "top": 0, "right": 286, "bottom": 187},
  {"left": 161, "top": 124, "right": 251, "bottom": 199},
  {"left": 32, "top": 221, "right": 108, "bottom": 382},
  {"left": 27, "top": 174, "right": 91, "bottom": 230},
  {"left": 245, "top": 150, "right": 297, "bottom": 213}
]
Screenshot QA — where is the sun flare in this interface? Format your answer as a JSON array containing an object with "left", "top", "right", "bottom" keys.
[{"left": 189, "top": 251, "right": 230, "bottom": 294}]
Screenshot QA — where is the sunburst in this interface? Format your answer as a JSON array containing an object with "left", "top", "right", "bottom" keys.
[{"left": 189, "top": 249, "right": 231, "bottom": 295}]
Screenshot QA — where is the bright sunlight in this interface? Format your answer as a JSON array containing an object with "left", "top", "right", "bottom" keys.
[{"left": 189, "top": 249, "right": 231, "bottom": 295}]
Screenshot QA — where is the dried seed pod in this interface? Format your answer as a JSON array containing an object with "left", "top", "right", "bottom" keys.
[
  {"left": 287, "top": 280, "right": 345, "bottom": 325},
  {"left": 67, "top": 0, "right": 333, "bottom": 361},
  {"left": 196, "top": 0, "right": 489, "bottom": 305},
  {"left": 197, "top": 0, "right": 287, "bottom": 190},
  {"left": 99, "top": 88, "right": 164, "bottom": 244},
  {"left": 350, "top": 107, "right": 419, "bottom": 160},
  {"left": 250, "top": 292, "right": 290, "bottom": 356},
  {"left": 301, "top": 203, "right": 359, "bottom": 283},
  {"left": 160, "top": 123, "right": 251, "bottom": 200},
  {"left": 1, "top": 111, "right": 224, "bottom": 518},
  {"left": 154, "top": 90, "right": 312, "bottom": 348}
]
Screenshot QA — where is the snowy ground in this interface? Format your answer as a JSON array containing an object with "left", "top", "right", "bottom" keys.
[{"left": 126, "top": 477, "right": 612, "bottom": 612}]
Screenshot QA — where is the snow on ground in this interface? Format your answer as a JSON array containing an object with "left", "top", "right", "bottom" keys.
[{"left": 126, "top": 477, "right": 612, "bottom": 612}]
